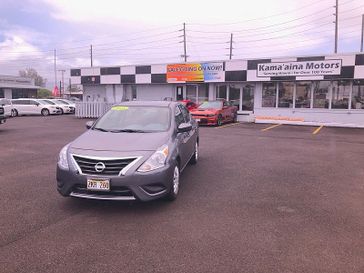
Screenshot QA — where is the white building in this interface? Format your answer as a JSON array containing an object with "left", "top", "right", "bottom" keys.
[
  {"left": 0, "top": 75, "right": 40, "bottom": 99},
  {"left": 70, "top": 52, "right": 364, "bottom": 127}
]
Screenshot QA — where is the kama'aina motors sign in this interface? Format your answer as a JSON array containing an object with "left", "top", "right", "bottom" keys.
[{"left": 257, "top": 59, "right": 342, "bottom": 77}]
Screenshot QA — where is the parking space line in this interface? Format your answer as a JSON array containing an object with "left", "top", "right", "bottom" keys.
[
  {"left": 261, "top": 124, "right": 282, "bottom": 132},
  {"left": 215, "top": 122, "right": 240, "bottom": 129},
  {"left": 312, "top": 125, "right": 324, "bottom": 135}
]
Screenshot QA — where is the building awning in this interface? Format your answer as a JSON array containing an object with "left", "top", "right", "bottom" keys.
[{"left": 0, "top": 83, "right": 41, "bottom": 89}]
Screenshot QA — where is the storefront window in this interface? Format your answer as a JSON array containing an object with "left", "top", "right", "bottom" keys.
[
  {"left": 278, "top": 82, "right": 294, "bottom": 108},
  {"left": 198, "top": 84, "right": 208, "bottom": 103},
  {"left": 216, "top": 85, "right": 227, "bottom": 100},
  {"left": 186, "top": 85, "right": 197, "bottom": 102},
  {"left": 242, "top": 85, "right": 254, "bottom": 111},
  {"left": 229, "top": 85, "right": 240, "bottom": 110},
  {"left": 313, "top": 81, "right": 330, "bottom": 109},
  {"left": 295, "top": 81, "right": 311, "bottom": 108},
  {"left": 262, "top": 82, "right": 276, "bottom": 107},
  {"left": 352, "top": 80, "right": 364, "bottom": 109},
  {"left": 0, "top": 89, "right": 4, "bottom": 98},
  {"left": 332, "top": 81, "right": 350, "bottom": 109},
  {"left": 131, "top": 85, "right": 137, "bottom": 100}
]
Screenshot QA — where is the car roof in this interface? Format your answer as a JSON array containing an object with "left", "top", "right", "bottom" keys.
[{"left": 115, "top": 100, "right": 178, "bottom": 107}]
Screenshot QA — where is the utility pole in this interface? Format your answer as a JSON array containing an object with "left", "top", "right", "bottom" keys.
[
  {"left": 54, "top": 49, "right": 57, "bottom": 89},
  {"left": 361, "top": 14, "right": 364, "bottom": 52},
  {"left": 180, "top": 23, "right": 187, "bottom": 62},
  {"left": 229, "top": 33, "right": 233, "bottom": 60},
  {"left": 58, "top": 69, "right": 66, "bottom": 98},
  {"left": 334, "top": 0, "right": 338, "bottom": 53},
  {"left": 90, "top": 45, "right": 93, "bottom": 67}
]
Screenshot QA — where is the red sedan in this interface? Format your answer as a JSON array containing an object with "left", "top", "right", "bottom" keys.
[
  {"left": 180, "top": 100, "right": 199, "bottom": 111},
  {"left": 190, "top": 100, "right": 238, "bottom": 126}
]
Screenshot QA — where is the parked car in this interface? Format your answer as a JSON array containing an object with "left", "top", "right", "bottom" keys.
[
  {"left": 0, "top": 105, "right": 6, "bottom": 125},
  {"left": 56, "top": 99, "right": 76, "bottom": 108},
  {"left": 42, "top": 99, "right": 75, "bottom": 114},
  {"left": 0, "top": 98, "right": 14, "bottom": 118},
  {"left": 56, "top": 101, "right": 199, "bottom": 202},
  {"left": 11, "top": 98, "right": 61, "bottom": 116},
  {"left": 190, "top": 100, "right": 238, "bottom": 126},
  {"left": 180, "top": 100, "right": 199, "bottom": 111}
]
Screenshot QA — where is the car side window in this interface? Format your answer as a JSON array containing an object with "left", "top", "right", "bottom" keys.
[
  {"left": 175, "top": 106, "right": 184, "bottom": 127},
  {"left": 179, "top": 105, "right": 191, "bottom": 123},
  {"left": 30, "top": 100, "right": 38, "bottom": 105}
]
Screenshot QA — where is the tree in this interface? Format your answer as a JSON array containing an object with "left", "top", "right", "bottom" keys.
[
  {"left": 19, "top": 68, "right": 47, "bottom": 87},
  {"left": 37, "top": 88, "right": 52, "bottom": 98}
]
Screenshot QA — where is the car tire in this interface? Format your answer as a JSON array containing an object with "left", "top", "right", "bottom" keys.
[
  {"left": 11, "top": 109, "right": 18, "bottom": 117},
  {"left": 41, "top": 109, "right": 50, "bottom": 116},
  {"left": 59, "top": 108, "right": 64, "bottom": 115},
  {"left": 189, "top": 142, "right": 199, "bottom": 165},
  {"left": 217, "top": 115, "right": 223, "bottom": 126},
  {"left": 165, "top": 164, "right": 180, "bottom": 201}
]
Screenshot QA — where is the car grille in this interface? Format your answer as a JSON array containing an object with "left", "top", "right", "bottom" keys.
[
  {"left": 73, "top": 184, "right": 134, "bottom": 197},
  {"left": 72, "top": 155, "right": 137, "bottom": 176},
  {"left": 0, "top": 108, "right": 4, "bottom": 115}
]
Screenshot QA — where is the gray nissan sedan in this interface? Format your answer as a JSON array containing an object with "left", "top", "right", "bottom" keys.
[{"left": 56, "top": 101, "right": 199, "bottom": 201}]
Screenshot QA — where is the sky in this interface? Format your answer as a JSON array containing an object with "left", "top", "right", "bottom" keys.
[{"left": 0, "top": 0, "right": 363, "bottom": 89}]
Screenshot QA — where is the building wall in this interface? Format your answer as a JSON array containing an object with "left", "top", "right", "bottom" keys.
[{"left": 136, "top": 85, "right": 173, "bottom": 101}]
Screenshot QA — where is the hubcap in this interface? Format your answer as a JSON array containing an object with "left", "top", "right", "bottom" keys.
[{"left": 173, "top": 166, "right": 180, "bottom": 195}]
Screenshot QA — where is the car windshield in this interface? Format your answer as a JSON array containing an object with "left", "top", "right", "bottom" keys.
[
  {"left": 198, "top": 101, "right": 222, "bottom": 109},
  {"left": 93, "top": 106, "right": 171, "bottom": 132},
  {"left": 55, "top": 100, "right": 68, "bottom": 105},
  {"left": 42, "top": 100, "right": 56, "bottom": 105}
]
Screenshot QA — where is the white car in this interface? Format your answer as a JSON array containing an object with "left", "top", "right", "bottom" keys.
[
  {"left": 0, "top": 98, "right": 14, "bottom": 118},
  {"left": 56, "top": 99, "right": 76, "bottom": 108},
  {"left": 49, "top": 99, "right": 75, "bottom": 114},
  {"left": 11, "top": 98, "right": 61, "bottom": 116}
]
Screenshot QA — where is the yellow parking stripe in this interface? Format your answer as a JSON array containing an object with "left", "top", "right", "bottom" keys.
[
  {"left": 215, "top": 122, "right": 240, "bottom": 129},
  {"left": 312, "top": 125, "right": 324, "bottom": 135},
  {"left": 261, "top": 124, "right": 282, "bottom": 132}
]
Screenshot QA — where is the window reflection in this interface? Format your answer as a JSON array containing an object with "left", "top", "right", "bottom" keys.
[
  {"left": 352, "top": 80, "right": 364, "bottom": 109},
  {"left": 295, "top": 82, "right": 311, "bottom": 108},
  {"left": 332, "top": 81, "right": 350, "bottom": 109},
  {"left": 278, "top": 82, "right": 294, "bottom": 108},
  {"left": 262, "top": 82, "right": 276, "bottom": 107},
  {"left": 242, "top": 85, "right": 254, "bottom": 111},
  {"left": 313, "top": 81, "right": 330, "bottom": 109}
]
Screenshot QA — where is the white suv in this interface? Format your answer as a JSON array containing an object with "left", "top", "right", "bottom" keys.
[
  {"left": 11, "top": 98, "right": 61, "bottom": 116},
  {"left": 0, "top": 98, "right": 14, "bottom": 118}
]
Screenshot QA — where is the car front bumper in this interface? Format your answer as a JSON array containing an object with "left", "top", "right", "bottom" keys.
[
  {"left": 192, "top": 116, "right": 217, "bottom": 125},
  {"left": 56, "top": 163, "right": 175, "bottom": 202}
]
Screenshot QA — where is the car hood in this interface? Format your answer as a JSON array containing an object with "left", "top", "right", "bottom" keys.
[
  {"left": 191, "top": 108, "right": 219, "bottom": 115},
  {"left": 70, "top": 130, "right": 171, "bottom": 152}
]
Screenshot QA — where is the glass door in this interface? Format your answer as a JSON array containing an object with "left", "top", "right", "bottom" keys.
[
  {"left": 176, "top": 86, "right": 184, "bottom": 101},
  {"left": 186, "top": 85, "right": 198, "bottom": 102}
]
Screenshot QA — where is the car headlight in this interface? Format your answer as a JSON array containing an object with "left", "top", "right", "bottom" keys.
[
  {"left": 58, "top": 144, "right": 70, "bottom": 169},
  {"left": 137, "top": 145, "right": 169, "bottom": 173}
]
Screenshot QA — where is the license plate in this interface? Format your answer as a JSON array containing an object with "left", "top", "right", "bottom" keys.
[{"left": 87, "top": 178, "right": 110, "bottom": 191}]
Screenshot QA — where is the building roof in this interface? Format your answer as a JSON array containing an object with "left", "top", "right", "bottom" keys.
[{"left": 0, "top": 83, "right": 41, "bottom": 89}]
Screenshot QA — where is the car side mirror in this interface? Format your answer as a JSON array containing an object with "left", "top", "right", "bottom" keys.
[
  {"left": 36, "top": 103, "right": 40, "bottom": 106},
  {"left": 178, "top": 123, "right": 192, "bottom": 133},
  {"left": 86, "top": 121, "right": 94, "bottom": 129}
]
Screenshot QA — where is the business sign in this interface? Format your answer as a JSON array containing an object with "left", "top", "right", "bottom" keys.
[
  {"left": 257, "top": 60, "right": 342, "bottom": 77},
  {"left": 167, "top": 62, "right": 224, "bottom": 83}
]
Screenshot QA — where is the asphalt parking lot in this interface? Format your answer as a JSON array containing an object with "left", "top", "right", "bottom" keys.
[{"left": 1, "top": 116, "right": 364, "bottom": 273}]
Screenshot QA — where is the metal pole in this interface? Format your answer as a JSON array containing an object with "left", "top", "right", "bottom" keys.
[
  {"left": 58, "top": 69, "right": 66, "bottom": 98},
  {"left": 54, "top": 49, "right": 57, "bottom": 89},
  {"left": 183, "top": 23, "right": 187, "bottom": 62},
  {"left": 361, "top": 14, "right": 364, "bottom": 52},
  {"left": 229, "top": 33, "right": 233, "bottom": 60},
  {"left": 90, "top": 45, "right": 93, "bottom": 67},
  {"left": 334, "top": 0, "right": 338, "bottom": 53}
]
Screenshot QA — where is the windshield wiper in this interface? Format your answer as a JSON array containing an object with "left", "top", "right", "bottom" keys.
[
  {"left": 93, "top": 127, "right": 110, "bottom": 132},
  {"left": 110, "top": 129, "right": 148, "bottom": 133}
]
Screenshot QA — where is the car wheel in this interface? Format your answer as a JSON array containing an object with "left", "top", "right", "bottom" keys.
[
  {"left": 41, "top": 109, "right": 50, "bottom": 116},
  {"left": 165, "top": 164, "right": 180, "bottom": 201},
  {"left": 189, "top": 142, "right": 199, "bottom": 165},
  {"left": 59, "top": 108, "right": 64, "bottom": 115},
  {"left": 11, "top": 109, "right": 18, "bottom": 117},
  {"left": 217, "top": 115, "right": 223, "bottom": 126}
]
